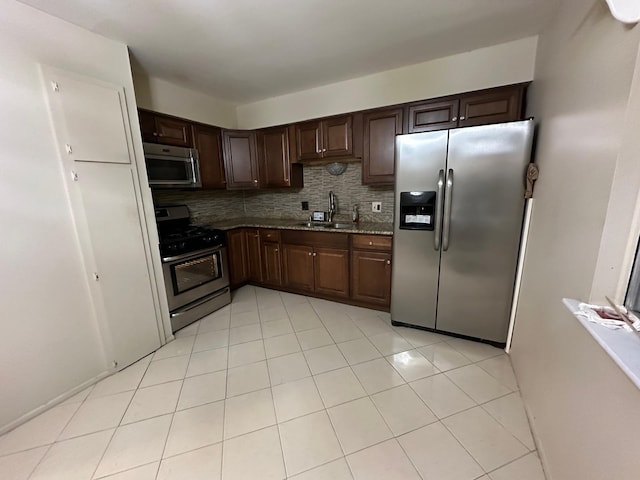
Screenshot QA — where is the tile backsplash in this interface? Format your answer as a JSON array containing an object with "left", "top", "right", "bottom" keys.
[{"left": 153, "top": 163, "right": 394, "bottom": 224}]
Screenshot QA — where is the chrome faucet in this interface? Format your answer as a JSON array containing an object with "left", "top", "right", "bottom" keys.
[{"left": 328, "top": 191, "right": 336, "bottom": 223}]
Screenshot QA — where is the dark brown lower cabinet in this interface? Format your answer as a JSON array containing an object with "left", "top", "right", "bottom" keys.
[
  {"left": 351, "top": 250, "right": 392, "bottom": 307},
  {"left": 228, "top": 228, "right": 391, "bottom": 310},
  {"left": 261, "top": 242, "right": 282, "bottom": 286},
  {"left": 314, "top": 248, "right": 349, "bottom": 298},
  {"left": 282, "top": 244, "right": 315, "bottom": 291},
  {"left": 227, "top": 229, "right": 248, "bottom": 288},
  {"left": 245, "top": 229, "right": 262, "bottom": 283}
]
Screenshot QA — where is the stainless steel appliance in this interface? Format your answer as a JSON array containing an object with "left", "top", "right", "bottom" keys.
[
  {"left": 391, "top": 120, "right": 534, "bottom": 346},
  {"left": 156, "top": 205, "right": 230, "bottom": 332},
  {"left": 144, "top": 143, "right": 201, "bottom": 188}
]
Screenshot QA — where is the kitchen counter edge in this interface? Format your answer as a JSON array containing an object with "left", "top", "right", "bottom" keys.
[{"left": 205, "top": 218, "right": 393, "bottom": 236}]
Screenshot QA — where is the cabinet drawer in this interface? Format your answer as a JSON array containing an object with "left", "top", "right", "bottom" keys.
[
  {"left": 260, "top": 229, "right": 281, "bottom": 242},
  {"left": 352, "top": 234, "right": 392, "bottom": 251},
  {"left": 281, "top": 230, "right": 349, "bottom": 249}
]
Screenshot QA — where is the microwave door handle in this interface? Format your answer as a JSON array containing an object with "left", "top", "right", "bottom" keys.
[
  {"left": 434, "top": 169, "right": 445, "bottom": 251},
  {"left": 190, "top": 156, "right": 200, "bottom": 184},
  {"left": 442, "top": 169, "right": 454, "bottom": 251}
]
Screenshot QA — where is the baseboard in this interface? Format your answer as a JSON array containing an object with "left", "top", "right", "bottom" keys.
[
  {"left": 0, "top": 370, "right": 112, "bottom": 436},
  {"left": 519, "top": 389, "right": 552, "bottom": 479}
]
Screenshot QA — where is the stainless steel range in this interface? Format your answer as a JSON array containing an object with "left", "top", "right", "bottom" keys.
[{"left": 156, "top": 205, "right": 230, "bottom": 333}]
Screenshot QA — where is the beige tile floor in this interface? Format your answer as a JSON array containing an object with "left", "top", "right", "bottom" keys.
[{"left": 0, "top": 286, "right": 547, "bottom": 480}]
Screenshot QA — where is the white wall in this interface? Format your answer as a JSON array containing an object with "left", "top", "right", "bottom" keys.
[
  {"left": 236, "top": 37, "right": 538, "bottom": 129},
  {"left": 511, "top": 1, "right": 640, "bottom": 479},
  {"left": 0, "top": 1, "right": 160, "bottom": 431},
  {"left": 133, "top": 73, "right": 238, "bottom": 128}
]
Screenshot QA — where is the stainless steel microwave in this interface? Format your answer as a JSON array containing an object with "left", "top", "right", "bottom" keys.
[{"left": 143, "top": 142, "right": 201, "bottom": 188}]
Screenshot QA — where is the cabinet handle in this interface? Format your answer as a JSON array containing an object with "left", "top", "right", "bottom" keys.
[
  {"left": 368, "top": 241, "right": 373, "bottom": 246},
  {"left": 253, "top": 179, "right": 258, "bottom": 184},
  {"left": 452, "top": 117, "right": 458, "bottom": 122},
  {"left": 386, "top": 260, "right": 391, "bottom": 265},
  {"left": 460, "top": 116, "right": 466, "bottom": 121},
  {"left": 152, "top": 132, "right": 158, "bottom": 137},
  {"left": 275, "top": 249, "right": 278, "bottom": 252},
  {"left": 308, "top": 252, "right": 312, "bottom": 256},
  {"left": 313, "top": 252, "right": 317, "bottom": 257}
]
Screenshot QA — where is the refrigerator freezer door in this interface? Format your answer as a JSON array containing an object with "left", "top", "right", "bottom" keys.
[
  {"left": 391, "top": 131, "right": 448, "bottom": 329},
  {"left": 435, "top": 120, "right": 534, "bottom": 343}
]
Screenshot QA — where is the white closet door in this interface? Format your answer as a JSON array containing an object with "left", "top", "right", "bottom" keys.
[
  {"left": 54, "top": 74, "right": 131, "bottom": 164},
  {"left": 43, "top": 67, "right": 162, "bottom": 369},
  {"left": 74, "top": 161, "right": 161, "bottom": 367}
]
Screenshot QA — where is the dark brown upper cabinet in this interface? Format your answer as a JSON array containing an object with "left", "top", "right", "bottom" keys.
[
  {"left": 362, "top": 107, "right": 405, "bottom": 185},
  {"left": 295, "top": 115, "right": 353, "bottom": 161},
  {"left": 139, "top": 109, "right": 192, "bottom": 147},
  {"left": 408, "top": 99, "right": 460, "bottom": 133},
  {"left": 192, "top": 124, "right": 226, "bottom": 189},
  {"left": 222, "top": 130, "right": 259, "bottom": 189},
  {"left": 257, "top": 125, "right": 303, "bottom": 188},
  {"left": 296, "top": 121, "right": 323, "bottom": 161},
  {"left": 458, "top": 85, "right": 525, "bottom": 128}
]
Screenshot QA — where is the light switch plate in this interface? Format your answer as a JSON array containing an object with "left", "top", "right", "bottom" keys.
[{"left": 372, "top": 202, "right": 382, "bottom": 213}]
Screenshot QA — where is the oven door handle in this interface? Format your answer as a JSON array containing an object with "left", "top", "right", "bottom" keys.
[
  {"left": 170, "top": 288, "right": 230, "bottom": 318},
  {"left": 162, "top": 245, "right": 223, "bottom": 263}
]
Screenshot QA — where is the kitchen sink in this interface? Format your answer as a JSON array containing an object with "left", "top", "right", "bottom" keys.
[
  {"left": 323, "top": 223, "right": 353, "bottom": 229},
  {"left": 293, "top": 222, "right": 353, "bottom": 229},
  {"left": 295, "top": 222, "right": 324, "bottom": 227}
]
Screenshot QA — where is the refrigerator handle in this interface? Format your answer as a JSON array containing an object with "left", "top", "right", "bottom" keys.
[
  {"left": 442, "top": 169, "right": 454, "bottom": 251},
  {"left": 434, "top": 169, "right": 445, "bottom": 250}
]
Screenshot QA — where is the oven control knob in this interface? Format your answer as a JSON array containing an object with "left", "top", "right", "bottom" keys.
[
  {"left": 203, "top": 236, "right": 212, "bottom": 243},
  {"left": 179, "top": 242, "right": 186, "bottom": 251}
]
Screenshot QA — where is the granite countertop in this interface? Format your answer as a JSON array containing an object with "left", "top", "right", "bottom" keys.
[{"left": 206, "top": 217, "right": 393, "bottom": 235}]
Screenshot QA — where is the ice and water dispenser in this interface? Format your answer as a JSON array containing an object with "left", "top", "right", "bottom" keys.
[{"left": 399, "top": 191, "right": 436, "bottom": 230}]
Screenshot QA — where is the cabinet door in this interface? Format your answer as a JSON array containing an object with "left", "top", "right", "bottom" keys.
[
  {"left": 323, "top": 115, "right": 352, "bottom": 158},
  {"left": 258, "top": 126, "right": 298, "bottom": 188},
  {"left": 351, "top": 250, "right": 391, "bottom": 306},
  {"left": 155, "top": 116, "right": 192, "bottom": 147},
  {"left": 261, "top": 241, "right": 282, "bottom": 287},
  {"left": 362, "top": 108, "right": 403, "bottom": 185},
  {"left": 458, "top": 85, "right": 525, "bottom": 127},
  {"left": 282, "top": 244, "right": 315, "bottom": 292},
  {"left": 227, "top": 229, "right": 249, "bottom": 288},
  {"left": 314, "top": 247, "right": 349, "bottom": 298},
  {"left": 296, "top": 121, "right": 323, "bottom": 161},
  {"left": 139, "top": 110, "right": 158, "bottom": 143},
  {"left": 408, "top": 99, "right": 459, "bottom": 133},
  {"left": 193, "top": 124, "right": 226, "bottom": 189},
  {"left": 222, "top": 130, "right": 259, "bottom": 189},
  {"left": 245, "top": 229, "right": 262, "bottom": 283}
]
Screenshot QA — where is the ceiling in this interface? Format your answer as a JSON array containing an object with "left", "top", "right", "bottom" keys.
[{"left": 19, "top": 0, "right": 557, "bottom": 104}]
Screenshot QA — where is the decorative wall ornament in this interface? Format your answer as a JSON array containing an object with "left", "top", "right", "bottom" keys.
[{"left": 325, "top": 162, "right": 348, "bottom": 175}]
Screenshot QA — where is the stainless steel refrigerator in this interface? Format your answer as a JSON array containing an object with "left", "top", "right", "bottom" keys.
[{"left": 390, "top": 120, "right": 534, "bottom": 346}]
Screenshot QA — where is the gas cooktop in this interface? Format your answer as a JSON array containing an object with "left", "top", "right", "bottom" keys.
[{"left": 155, "top": 206, "right": 225, "bottom": 258}]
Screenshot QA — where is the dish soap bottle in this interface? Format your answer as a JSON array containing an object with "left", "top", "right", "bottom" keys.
[{"left": 352, "top": 204, "right": 359, "bottom": 224}]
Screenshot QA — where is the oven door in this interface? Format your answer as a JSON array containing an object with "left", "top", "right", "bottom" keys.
[{"left": 162, "top": 246, "right": 229, "bottom": 311}]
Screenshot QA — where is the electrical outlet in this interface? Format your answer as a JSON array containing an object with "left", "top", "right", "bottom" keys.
[{"left": 372, "top": 202, "right": 382, "bottom": 213}]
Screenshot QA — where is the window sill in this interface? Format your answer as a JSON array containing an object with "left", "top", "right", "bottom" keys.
[{"left": 564, "top": 298, "right": 640, "bottom": 390}]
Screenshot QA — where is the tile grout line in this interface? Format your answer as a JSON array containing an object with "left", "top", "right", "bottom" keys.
[
  {"left": 218, "top": 296, "right": 236, "bottom": 480},
  {"left": 249, "top": 288, "right": 285, "bottom": 478},
  {"left": 88, "top": 353, "right": 156, "bottom": 480},
  {"left": 151, "top": 331, "right": 200, "bottom": 480}
]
